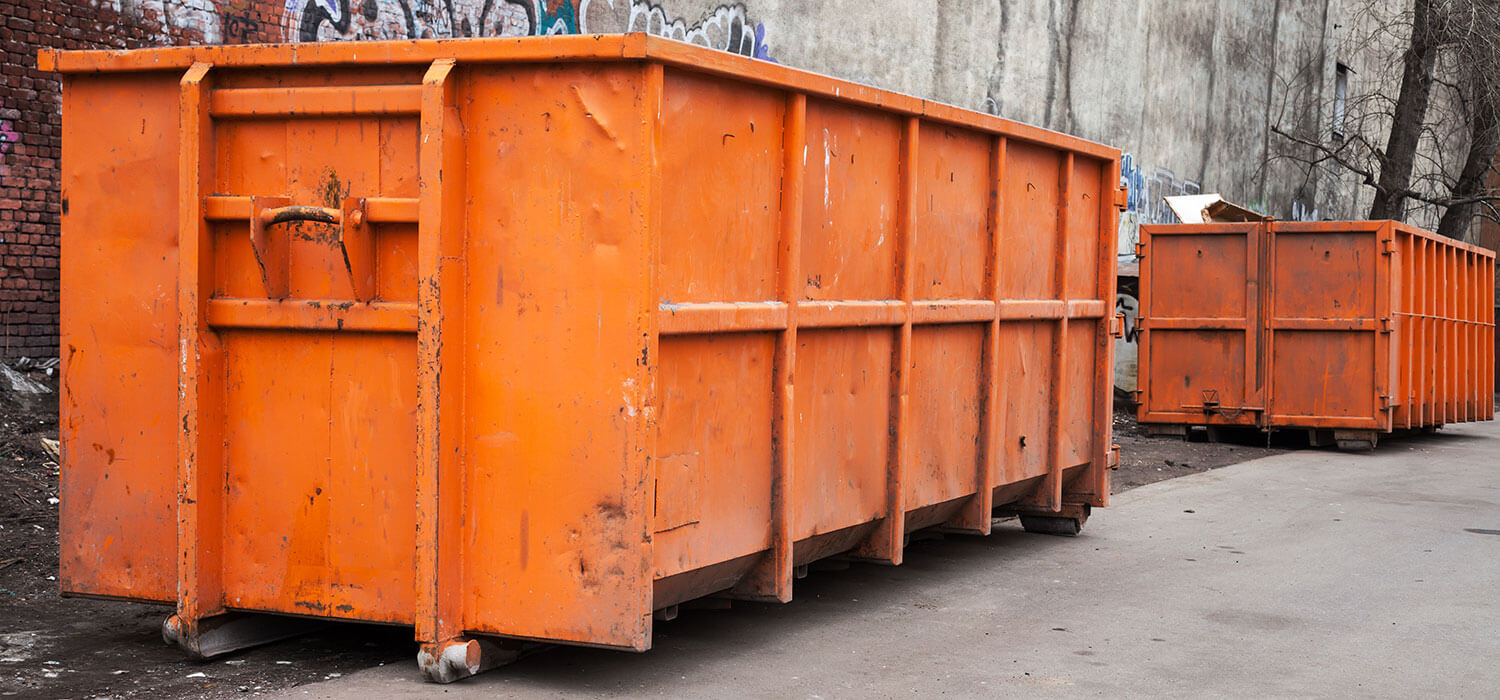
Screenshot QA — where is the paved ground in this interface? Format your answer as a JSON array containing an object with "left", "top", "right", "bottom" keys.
[{"left": 268, "top": 420, "right": 1500, "bottom": 699}]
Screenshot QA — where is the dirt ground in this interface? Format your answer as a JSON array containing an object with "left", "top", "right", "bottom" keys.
[
  {"left": 1, "top": 381, "right": 1286, "bottom": 700},
  {"left": 1111, "top": 398, "right": 1289, "bottom": 490}
]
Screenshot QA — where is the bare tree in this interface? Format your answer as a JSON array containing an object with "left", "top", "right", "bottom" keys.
[{"left": 1268, "top": 0, "right": 1500, "bottom": 241}]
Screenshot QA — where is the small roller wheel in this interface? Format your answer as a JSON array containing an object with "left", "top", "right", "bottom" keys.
[{"left": 1019, "top": 515, "right": 1083, "bottom": 537}]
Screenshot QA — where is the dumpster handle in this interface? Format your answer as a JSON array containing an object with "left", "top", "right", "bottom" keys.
[
  {"left": 245, "top": 196, "right": 373, "bottom": 302},
  {"left": 261, "top": 205, "right": 342, "bottom": 227}
]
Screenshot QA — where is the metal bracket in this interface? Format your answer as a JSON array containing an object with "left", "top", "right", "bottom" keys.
[
  {"left": 339, "top": 197, "right": 376, "bottom": 302},
  {"left": 1111, "top": 313, "right": 1125, "bottom": 338},
  {"left": 247, "top": 195, "right": 292, "bottom": 298},
  {"left": 1114, "top": 187, "right": 1129, "bottom": 211},
  {"left": 1134, "top": 241, "right": 1146, "bottom": 258},
  {"left": 244, "top": 195, "right": 376, "bottom": 301},
  {"left": 1381, "top": 238, "right": 1396, "bottom": 255},
  {"left": 1379, "top": 317, "right": 1393, "bottom": 333}
]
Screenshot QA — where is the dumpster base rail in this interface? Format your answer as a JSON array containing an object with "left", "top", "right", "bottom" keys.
[{"left": 162, "top": 611, "right": 319, "bottom": 660}]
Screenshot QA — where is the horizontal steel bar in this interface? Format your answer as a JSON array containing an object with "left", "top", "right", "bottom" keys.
[
  {"left": 209, "top": 85, "right": 423, "bottom": 118},
  {"left": 995, "top": 299, "right": 1105, "bottom": 320},
  {"left": 799, "top": 300, "right": 906, "bottom": 328},
  {"left": 1268, "top": 318, "right": 1378, "bottom": 331},
  {"left": 910, "top": 300, "right": 995, "bottom": 325},
  {"left": 206, "top": 298, "right": 417, "bottom": 332},
  {"left": 205, "top": 196, "right": 418, "bottom": 224},
  {"left": 657, "top": 298, "right": 1105, "bottom": 334},
  {"left": 1265, "top": 415, "right": 1383, "bottom": 429},
  {"left": 1396, "top": 312, "right": 1496, "bottom": 326},
  {"left": 1144, "top": 317, "right": 1248, "bottom": 330},
  {"left": 658, "top": 302, "right": 788, "bottom": 335}
]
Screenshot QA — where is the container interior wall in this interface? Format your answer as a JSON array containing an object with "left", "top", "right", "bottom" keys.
[{"left": 1137, "top": 224, "right": 1260, "bottom": 427}]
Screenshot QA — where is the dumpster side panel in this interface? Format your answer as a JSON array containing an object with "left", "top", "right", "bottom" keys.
[
  {"left": 992, "top": 142, "right": 1061, "bottom": 484},
  {"left": 459, "top": 63, "right": 654, "bottom": 649},
  {"left": 912, "top": 123, "right": 990, "bottom": 301},
  {"left": 790, "top": 327, "right": 894, "bottom": 540},
  {"left": 799, "top": 100, "right": 901, "bottom": 302},
  {"left": 656, "top": 71, "right": 783, "bottom": 305},
  {"left": 905, "top": 122, "right": 991, "bottom": 511},
  {"left": 58, "top": 73, "right": 182, "bottom": 603},
  {"left": 1137, "top": 223, "right": 1261, "bottom": 427},
  {"left": 906, "top": 324, "right": 984, "bottom": 508},
  {"left": 1062, "top": 159, "right": 1104, "bottom": 468},
  {"left": 993, "top": 321, "right": 1053, "bottom": 484},
  {"left": 789, "top": 98, "right": 903, "bottom": 540},
  {"left": 650, "top": 71, "right": 783, "bottom": 580}
]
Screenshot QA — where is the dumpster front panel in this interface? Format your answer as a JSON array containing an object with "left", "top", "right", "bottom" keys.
[
  {"left": 1137, "top": 223, "right": 1262, "bottom": 427},
  {"left": 59, "top": 72, "right": 183, "bottom": 604}
]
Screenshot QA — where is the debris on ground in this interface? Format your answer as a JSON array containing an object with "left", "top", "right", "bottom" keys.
[{"left": 1111, "top": 403, "right": 1288, "bottom": 491}]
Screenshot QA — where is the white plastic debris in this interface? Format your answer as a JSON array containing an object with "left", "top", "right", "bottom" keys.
[{"left": 0, "top": 365, "right": 49, "bottom": 394}]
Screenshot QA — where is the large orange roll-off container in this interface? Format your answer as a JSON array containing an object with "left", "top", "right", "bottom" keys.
[
  {"left": 1137, "top": 220, "right": 1495, "bottom": 448},
  {"left": 44, "top": 35, "right": 1122, "bottom": 681}
]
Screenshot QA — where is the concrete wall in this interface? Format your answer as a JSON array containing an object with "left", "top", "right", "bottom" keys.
[{"left": 0, "top": 0, "right": 1413, "bottom": 358}]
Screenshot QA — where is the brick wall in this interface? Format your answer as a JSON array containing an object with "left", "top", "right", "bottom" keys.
[{"left": 1, "top": 0, "right": 292, "bottom": 359}]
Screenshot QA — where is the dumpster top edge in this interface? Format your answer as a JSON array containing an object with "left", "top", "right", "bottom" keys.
[
  {"left": 1140, "top": 220, "right": 1497, "bottom": 259},
  {"left": 38, "top": 34, "right": 1119, "bottom": 163}
]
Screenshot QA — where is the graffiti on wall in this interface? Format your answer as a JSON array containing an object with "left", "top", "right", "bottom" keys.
[
  {"left": 281, "top": 0, "right": 773, "bottom": 59},
  {"left": 0, "top": 117, "right": 16, "bottom": 176},
  {"left": 284, "top": 0, "right": 536, "bottom": 42},
  {"left": 626, "top": 2, "right": 772, "bottom": 59},
  {"left": 1114, "top": 154, "right": 1198, "bottom": 393},
  {"left": 98, "top": 0, "right": 225, "bottom": 43},
  {"left": 1117, "top": 152, "right": 1201, "bottom": 259}
]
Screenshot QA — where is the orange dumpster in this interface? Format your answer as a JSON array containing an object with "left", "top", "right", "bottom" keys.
[
  {"left": 43, "top": 35, "right": 1122, "bottom": 681},
  {"left": 1137, "top": 220, "right": 1495, "bottom": 449}
]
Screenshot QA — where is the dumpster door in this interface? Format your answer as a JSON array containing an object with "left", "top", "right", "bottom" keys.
[
  {"left": 1263, "top": 221, "right": 1393, "bottom": 430},
  {"left": 180, "top": 65, "right": 428, "bottom": 626},
  {"left": 1138, "top": 222, "right": 1265, "bottom": 427}
]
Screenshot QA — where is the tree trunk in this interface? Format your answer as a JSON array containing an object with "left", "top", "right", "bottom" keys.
[
  {"left": 1435, "top": 86, "right": 1500, "bottom": 240},
  {"left": 1369, "top": 0, "right": 1439, "bottom": 221}
]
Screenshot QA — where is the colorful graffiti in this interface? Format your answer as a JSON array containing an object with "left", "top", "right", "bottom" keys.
[
  {"left": 280, "top": 0, "right": 772, "bottom": 59},
  {"left": 0, "top": 117, "right": 16, "bottom": 176},
  {"left": 625, "top": 2, "right": 771, "bottom": 59},
  {"left": 1117, "top": 152, "right": 1201, "bottom": 259}
]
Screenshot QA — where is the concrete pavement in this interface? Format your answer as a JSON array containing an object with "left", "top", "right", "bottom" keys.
[{"left": 271, "top": 420, "right": 1500, "bottom": 698}]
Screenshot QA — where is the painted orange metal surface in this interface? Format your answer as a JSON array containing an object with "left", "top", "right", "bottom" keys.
[
  {"left": 48, "top": 35, "right": 1121, "bottom": 658},
  {"left": 1138, "top": 220, "right": 1496, "bottom": 432}
]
